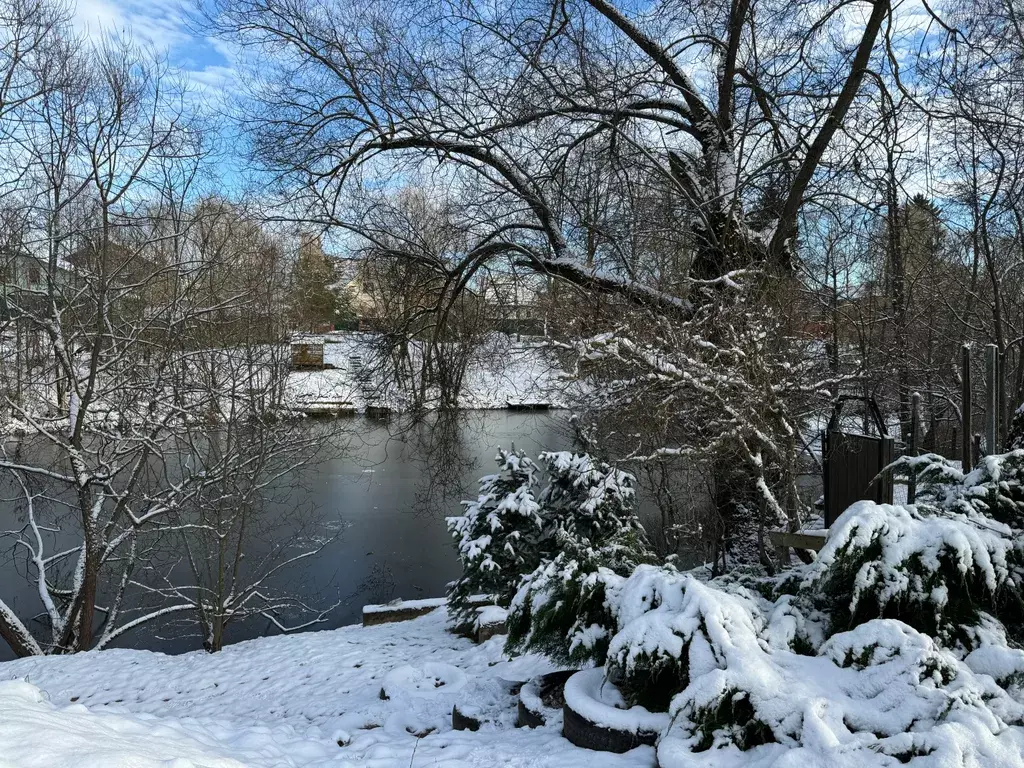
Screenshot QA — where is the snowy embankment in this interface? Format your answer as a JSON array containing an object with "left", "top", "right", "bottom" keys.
[
  {"left": 0, "top": 610, "right": 644, "bottom": 768},
  {"left": 285, "top": 332, "right": 570, "bottom": 413}
]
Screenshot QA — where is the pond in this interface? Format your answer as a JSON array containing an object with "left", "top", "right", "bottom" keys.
[{"left": 0, "top": 411, "right": 575, "bottom": 659}]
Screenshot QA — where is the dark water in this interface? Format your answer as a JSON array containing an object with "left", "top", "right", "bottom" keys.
[{"left": 0, "top": 411, "right": 571, "bottom": 659}]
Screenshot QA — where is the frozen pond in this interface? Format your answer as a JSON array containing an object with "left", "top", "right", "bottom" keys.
[{"left": 0, "top": 411, "right": 572, "bottom": 659}]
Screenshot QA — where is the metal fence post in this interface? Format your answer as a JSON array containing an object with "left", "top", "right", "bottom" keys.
[{"left": 962, "top": 345, "right": 972, "bottom": 472}]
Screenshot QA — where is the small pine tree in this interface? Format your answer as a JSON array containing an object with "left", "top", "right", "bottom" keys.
[
  {"left": 445, "top": 449, "right": 543, "bottom": 635},
  {"left": 506, "top": 452, "right": 654, "bottom": 664},
  {"left": 537, "top": 451, "right": 646, "bottom": 546}
]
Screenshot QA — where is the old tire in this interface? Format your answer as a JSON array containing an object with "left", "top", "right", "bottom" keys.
[
  {"left": 453, "top": 677, "right": 523, "bottom": 731},
  {"left": 517, "top": 670, "right": 574, "bottom": 728},
  {"left": 561, "top": 669, "right": 668, "bottom": 753},
  {"left": 452, "top": 704, "right": 482, "bottom": 731}
]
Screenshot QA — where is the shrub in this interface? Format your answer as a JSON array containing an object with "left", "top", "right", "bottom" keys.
[
  {"left": 536, "top": 451, "right": 646, "bottom": 545},
  {"left": 604, "top": 572, "right": 765, "bottom": 711},
  {"left": 445, "top": 449, "right": 543, "bottom": 635},
  {"left": 505, "top": 547, "right": 628, "bottom": 666},
  {"left": 1010, "top": 405, "right": 1024, "bottom": 451},
  {"left": 894, "top": 450, "right": 1024, "bottom": 527},
  {"left": 505, "top": 453, "right": 654, "bottom": 664},
  {"left": 801, "top": 500, "right": 1024, "bottom": 646},
  {"left": 658, "top": 618, "right": 1024, "bottom": 764}
]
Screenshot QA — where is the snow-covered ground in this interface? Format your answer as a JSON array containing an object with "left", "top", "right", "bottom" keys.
[
  {"left": 0, "top": 610, "right": 649, "bottom": 768},
  {"left": 3, "top": 586, "right": 1023, "bottom": 767},
  {"left": 286, "top": 333, "right": 570, "bottom": 413}
]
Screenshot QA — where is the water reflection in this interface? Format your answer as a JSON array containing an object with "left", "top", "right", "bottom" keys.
[{"left": 0, "top": 411, "right": 571, "bottom": 658}]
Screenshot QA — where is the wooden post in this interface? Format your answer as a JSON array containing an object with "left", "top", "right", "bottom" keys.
[
  {"left": 962, "top": 345, "right": 972, "bottom": 472},
  {"left": 985, "top": 343, "right": 999, "bottom": 455},
  {"left": 908, "top": 392, "right": 920, "bottom": 504}
]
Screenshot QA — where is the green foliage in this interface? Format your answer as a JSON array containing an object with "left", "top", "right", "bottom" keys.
[
  {"left": 603, "top": 572, "right": 768, "bottom": 712},
  {"left": 505, "top": 452, "right": 655, "bottom": 664},
  {"left": 803, "top": 502, "right": 1024, "bottom": 647},
  {"left": 1010, "top": 406, "right": 1024, "bottom": 451},
  {"left": 690, "top": 689, "right": 776, "bottom": 752},
  {"left": 610, "top": 642, "right": 689, "bottom": 712},
  {"left": 506, "top": 532, "right": 653, "bottom": 667},
  {"left": 289, "top": 242, "right": 347, "bottom": 331},
  {"left": 536, "top": 451, "right": 646, "bottom": 545},
  {"left": 892, "top": 450, "right": 1024, "bottom": 527},
  {"left": 445, "top": 449, "right": 542, "bottom": 636}
]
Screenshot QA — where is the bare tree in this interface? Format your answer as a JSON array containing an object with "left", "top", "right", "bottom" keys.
[
  {"left": 208, "top": 0, "right": 891, "bottom": 310},
  {"left": 0, "top": 31, "right": 338, "bottom": 656}
]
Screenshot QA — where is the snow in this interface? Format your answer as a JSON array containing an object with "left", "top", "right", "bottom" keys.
[
  {"left": 563, "top": 668, "right": 670, "bottom": 734},
  {"left": 595, "top": 561, "right": 1024, "bottom": 768},
  {"left": 0, "top": 610, "right": 649, "bottom": 768},
  {"left": 380, "top": 662, "right": 468, "bottom": 700},
  {"left": 285, "top": 332, "right": 570, "bottom": 414},
  {"left": 801, "top": 500, "right": 1020, "bottom": 631},
  {"left": 0, "top": 680, "right": 246, "bottom": 768},
  {"left": 1, "top": 593, "right": 1022, "bottom": 767},
  {"left": 657, "top": 611, "right": 1024, "bottom": 768},
  {"left": 477, "top": 605, "right": 509, "bottom": 626},
  {"left": 362, "top": 597, "right": 447, "bottom": 614},
  {"left": 518, "top": 676, "right": 563, "bottom": 727}
]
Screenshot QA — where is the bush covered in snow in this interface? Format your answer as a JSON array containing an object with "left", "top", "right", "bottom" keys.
[
  {"left": 535, "top": 451, "right": 646, "bottom": 547},
  {"left": 604, "top": 568, "right": 765, "bottom": 711},
  {"left": 591, "top": 564, "right": 1024, "bottom": 765},
  {"left": 1010, "top": 405, "right": 1024, "bottom": 450},
  {"left": 505, "top": 452, "right": 654, "bottom": 665},
  {"left": 800, "top": 500, "right": 1024, "bottom": 646},
  {"left": 896, "top": 450, "right": 1024, "bottom": 526},
  {"left": 446, "top": 449, "right": 543, "bottom": 635},
  {"left": 496, "top": 449, "right": 1024, "bottom": 765},
  {"left": 659, "top": 615, "right": 1024, "bottom": 765}
]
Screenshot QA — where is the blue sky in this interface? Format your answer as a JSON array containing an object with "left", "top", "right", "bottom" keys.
[{"left": 73, "top": 0, "right": 237, "bottom": 95}]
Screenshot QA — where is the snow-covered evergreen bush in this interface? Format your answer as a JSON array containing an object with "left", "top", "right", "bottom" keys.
[
  {"left": 895, "top": 450, "right": 1024, "bottom": 527},
  {"left": 493, "top": 446, "right": 1024, "bottom": 763},
  {"left": 604, "top": 570, "right": 766, "bottom": 711},
  {"left": 505, "top": 452, "right": 654, "bottom": 664},
  {"left": 536, "top": 451, "right": 644, "bottom": 545},
  {"left": 505, "top": 547, "right": 629, "bottom": 665},
  {"left": 658, "top": 617, "right": 1024, "bottom": 765},
  {"left": 483, "top": 444, "right": 1024, "bottom": 763},
  {"left": 802, "top": 501, "right": 1024, "bottom": 646},
  {"left": 445, "top": 449, "right": 543, "bottom": 635}
]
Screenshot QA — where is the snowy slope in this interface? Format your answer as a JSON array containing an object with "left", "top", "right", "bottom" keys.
[{"left": 0, "top": 610, "right": 652, "bottom": 768}]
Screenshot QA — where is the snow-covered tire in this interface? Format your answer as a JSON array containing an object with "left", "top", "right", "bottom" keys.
[
  {"left": 516, "top": 670, "right": 574, "bottom": 728},
  {"left": 517, "top": 698, "right": 544, "bottom": 729},
  {"left": 562, "top": 704, "right": 651, "bottom": 753},
  {"left": 451, "top": 704, "right": 482, "bottom": 731},
  {"left": 561, "top": 669, "right": 668, "bottom": 753},
  {"left": 452, "top": 678, "right": 522, "bottom": 731}
]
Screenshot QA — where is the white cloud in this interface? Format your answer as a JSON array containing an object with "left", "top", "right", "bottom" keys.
[
  {"left": 70, "top": 0, "right": 241, "bottom": 98},
  {"left": 73, "top": 0, "right": 194, "bottom": 49}
]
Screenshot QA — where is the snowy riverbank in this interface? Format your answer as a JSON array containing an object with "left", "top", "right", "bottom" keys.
[
  {"left": 285, "top": 332, "right": 571, "bottom": 414},
  {"left": 2, "top": 594, "right": 1023, "bottom": 767}
]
